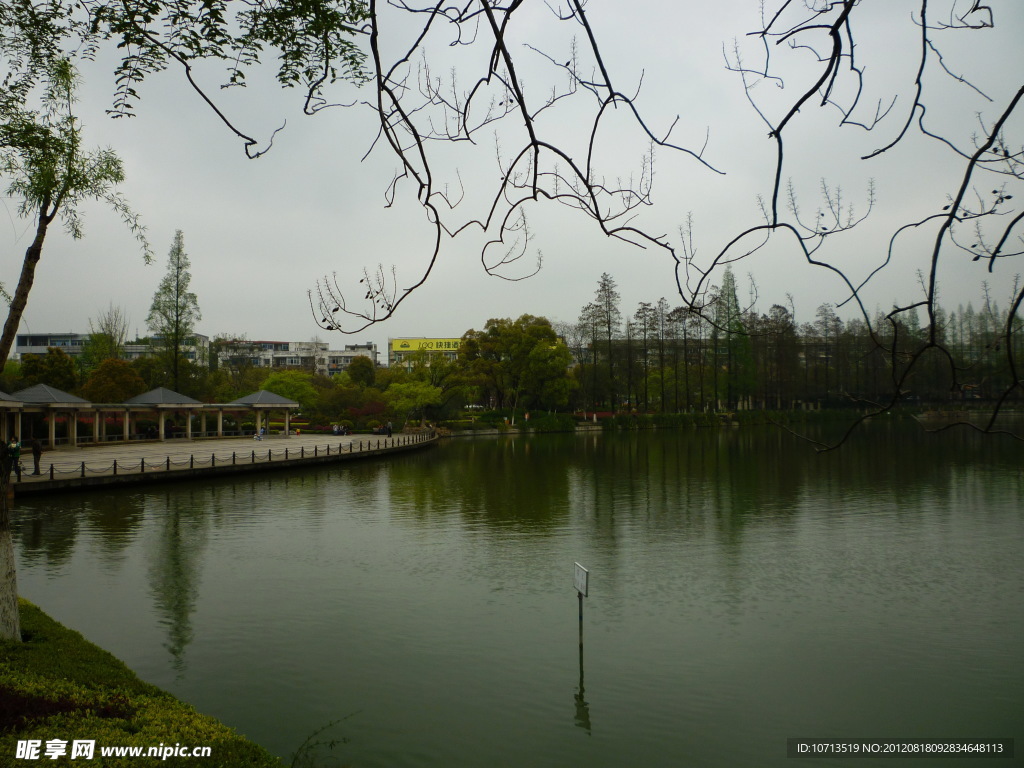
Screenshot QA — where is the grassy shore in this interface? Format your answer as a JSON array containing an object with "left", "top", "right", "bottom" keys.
[{"left": 1, "top": 600, "right": 283, "bottom": 767}]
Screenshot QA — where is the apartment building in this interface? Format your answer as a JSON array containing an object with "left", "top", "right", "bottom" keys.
[
  {"left": 15, "top": 332, "right": 210, "bottom": 362},
  {"left": 216, "top": 340, "right": 379, "bottom": 376}
]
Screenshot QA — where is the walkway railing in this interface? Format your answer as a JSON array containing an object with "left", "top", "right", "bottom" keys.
[{"left": 15, "top": 432, "right": 435, "bottom": 484}]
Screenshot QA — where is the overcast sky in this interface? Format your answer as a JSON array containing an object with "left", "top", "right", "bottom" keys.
[{"left": 3, "top": 1, "right": 1022, "bottom": 358}]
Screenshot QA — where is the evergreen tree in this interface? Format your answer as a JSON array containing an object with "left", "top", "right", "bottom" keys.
[
  {"left": 634, "top": 302, "right": 656, "bottom": 411},
  {"left": 147, "top": 231, "right": 202, "bottom": 392},
  {"left": 714, "top": 268, "right": 754, "bottom": 408},
  {"left": 592, "top": 273, "right": 622, "bottom": 409}
]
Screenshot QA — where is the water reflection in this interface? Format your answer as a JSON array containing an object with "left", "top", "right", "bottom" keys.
[
  {"left": 146, "top": 491, "right": 210, "bottom": 675},
  {"left": 10, "top": 425, "right": 1024, "bottom": 768},
  {"left": 387, "top": 437, "right": 573, "bottom": 530},
  {"left": 83, "top": 494, "right": 146, "bottom": 564},
  {"left": 12, "top": 501, "right": 83, "bottom": 571},
  {"left": 575, "top": 595, "right": 591, "bottom": 734}
]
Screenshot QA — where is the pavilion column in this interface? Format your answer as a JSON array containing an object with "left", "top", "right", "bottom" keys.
[
  {"left": 200, "top": 412, "right": 207, "bottom": 438},
  {"left": 123, "top": 409, "right": 130, "bottom": 442},
  {"left": 69, "top": 411, "right": 78, "bottom": 447},
  {"left": 217, "top": 410, "right": 223, "bottom": 437},
  {"left": 284, "top": 410, "right": 290, "bottom": 437},
  {"left": 255, "top": 411, "right": 261, "bottom": 435},
  {"left": 48, "top": 413, "right": 56, "bottom": 448},
  {"left": 159, "top": 411, "right": 167, "bottom": 442},
  {"left": 15, "top": 412, "right": 22, "bottom": 441},
  {"left": 186, "top": 411, "right": 193, "bottom": 440},
  {"left": 94, "top": 409, "right": 102, "bottom": 443}
]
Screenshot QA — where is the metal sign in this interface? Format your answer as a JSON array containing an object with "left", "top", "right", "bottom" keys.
[{"left": 574, "top": 562, "right": 589, "bottom": 597}]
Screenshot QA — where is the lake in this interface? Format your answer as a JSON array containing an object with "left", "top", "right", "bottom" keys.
[{"left": 12, "top": 423, "right": 1024, "bottom": 767}]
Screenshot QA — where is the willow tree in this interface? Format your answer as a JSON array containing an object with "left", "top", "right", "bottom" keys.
[
  {"left": 0, "top": 0, "right": 369, "bottom": 642},
  {"left": 0, "top": 56, "right": 150, "bottom": 641}
]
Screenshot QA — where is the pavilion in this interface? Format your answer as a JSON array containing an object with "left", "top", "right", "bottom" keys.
[{"left": 0, "top": 386, "right": 301, "bottom": 447}]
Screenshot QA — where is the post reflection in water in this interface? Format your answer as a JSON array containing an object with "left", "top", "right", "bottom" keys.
[
  {"left": 574, "top": 612, "right": 590, "bottom": 734},
  {"left": 10, "top": 424, "right": 1024, "bottom": 768}
]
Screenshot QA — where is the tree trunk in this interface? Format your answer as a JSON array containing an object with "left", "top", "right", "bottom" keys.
[
  {"left": 0, "top": 212, "right": 51, "bottom": 368},
  {"left": 0, "top": 454, "right": 20, "bottom": 642},
  {"left": 0, "top": 209, "right": 51, "bottom": 643}
]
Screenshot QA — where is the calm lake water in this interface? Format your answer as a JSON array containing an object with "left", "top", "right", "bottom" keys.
[{"left": 12, "top": 424, "right": 1024, "bottom": 767}]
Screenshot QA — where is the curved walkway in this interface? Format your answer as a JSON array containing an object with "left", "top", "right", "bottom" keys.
[{"left": 10, "top": 432, "right": 437, "bottom": 496}]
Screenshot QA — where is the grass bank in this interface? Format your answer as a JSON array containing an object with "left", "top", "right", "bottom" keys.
[{"left": 0, "top": 599, "right": 282, "bottom": 767}]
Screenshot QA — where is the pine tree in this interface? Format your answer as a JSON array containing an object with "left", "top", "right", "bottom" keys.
[
  {"left": 147, "top": 231, "right": 202, "bottom": 392},
  {"left": 592, "top": 273, "right": 622, "bottom": 409}
]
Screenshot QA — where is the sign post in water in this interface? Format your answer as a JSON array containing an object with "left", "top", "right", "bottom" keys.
[
  {"left": 574, "top": 562, "right": 589, "bottom": 630},
  {"left": 573, "top": 562, "right": 592, "bottom": 731}
]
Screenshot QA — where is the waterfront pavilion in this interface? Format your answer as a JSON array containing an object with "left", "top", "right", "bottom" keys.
[
  {"left": 8, "top": 384, "right": 91, "bottom": 447},
  {"left": 124, "top": 388, "right": 207, "bottom": 440},
  {"left": 0, "top": 386, "right": 302, "bottom": 446},
  {"left": 229, "top": 390, "right": 301, "bottom": 436},
  {"left": 1, "top": 390, "right": 24, "bottom": 442}
]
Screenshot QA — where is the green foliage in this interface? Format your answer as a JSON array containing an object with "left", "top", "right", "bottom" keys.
[
  {"left": 384, "top": 381, "right": 442, "bottom": 423},
  {"left": 130, "top": 354, "right": 166, "bottom": 391},
  {"left": 79, "top": 333, "right": 120, "bottom": 374},
  {"left": 520, "top": 413, "right": 577, "bottom": 433},
  {"left": 2, "top": 1, "right": 371, "bottom": 130},
  {"left": 0, "top": 54, "right": 150, "bottom": 372},
  {"left": 459, "top": 315, "right": 573, "bottom": 411},
  {"left": 259, "top": 370, "right": 318, "bottom": 412},
  {"left": 218, "top": 366, "right": 266, "bottom": 403},
  {"left": 373, "top": 366, "right": 409, "bottom": 392},
  {"left": 130, "top": 354, "right": 210, "bottom": 399},
  {"left": 19, "top": 348, "right": 77, "bottom": 392},
  {"left": 0, "top": 361, "right": 21, "bottom": 393},
  {"left": 81, "top": 358, "right": 147, "bottom": 402},
  {"left": 311, "top": 381, "right": 362, "bottom": 422},
  {"left": 345, "top": 355, "right": 375, "bottom": 387},
  {"left": 0, "top": 600, "right": 283, "bottom": 767},
  {"left": 0, "top": 58, "right": 149, "bottom": 253},
  {"left": 86, "top": 0, "right": 370, "bottom": 121}
]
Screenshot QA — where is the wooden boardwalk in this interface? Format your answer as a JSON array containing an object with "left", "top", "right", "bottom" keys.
[{"left": 9, "top": 432, "right": 437, "bottom": 496}]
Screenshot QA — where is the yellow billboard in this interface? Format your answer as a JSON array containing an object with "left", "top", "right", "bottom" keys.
[{"left": 390, "top": 338, "right": 461, "bottom": 352}]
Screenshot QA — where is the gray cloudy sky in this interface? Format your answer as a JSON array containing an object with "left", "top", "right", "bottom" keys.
[{"left": 4, "top": 1, "right": 1022, "bottom": 357}]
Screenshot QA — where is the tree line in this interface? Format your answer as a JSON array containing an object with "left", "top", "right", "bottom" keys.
[
  {"left": 8, "top": 266, "right": 1021, "bottom": 423},
  {"left": 1, "top": 307, "right": 577, "bottom": 431},
  {"left": 559, "top": 272, "right": 1024, "bottom": 413}
]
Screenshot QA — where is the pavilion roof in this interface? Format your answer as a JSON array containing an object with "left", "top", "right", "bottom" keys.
[
  {"left": 229, "top": 389, "right": 300, "bottom": 407},
  {"left": 12, "top": 383, "right": 89, "bottom": 404},
  {"left": 125, "top": 387, "right": 202, "bottom": 405}
]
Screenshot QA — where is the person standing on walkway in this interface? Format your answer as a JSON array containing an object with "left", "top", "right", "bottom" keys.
[
  {"left": 30, "top": 439, "right": 42, "bottom": 475},
  {"left": 7, "top": 436, "right": 21, "bottom": 481}
]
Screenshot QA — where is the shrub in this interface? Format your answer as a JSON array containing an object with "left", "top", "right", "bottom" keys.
[
  {"left": 0, "top": 601, "right": 283, "bottom": 768},
  {"left": 521, "top": 413, "right": 576, "bottom": 433}
]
